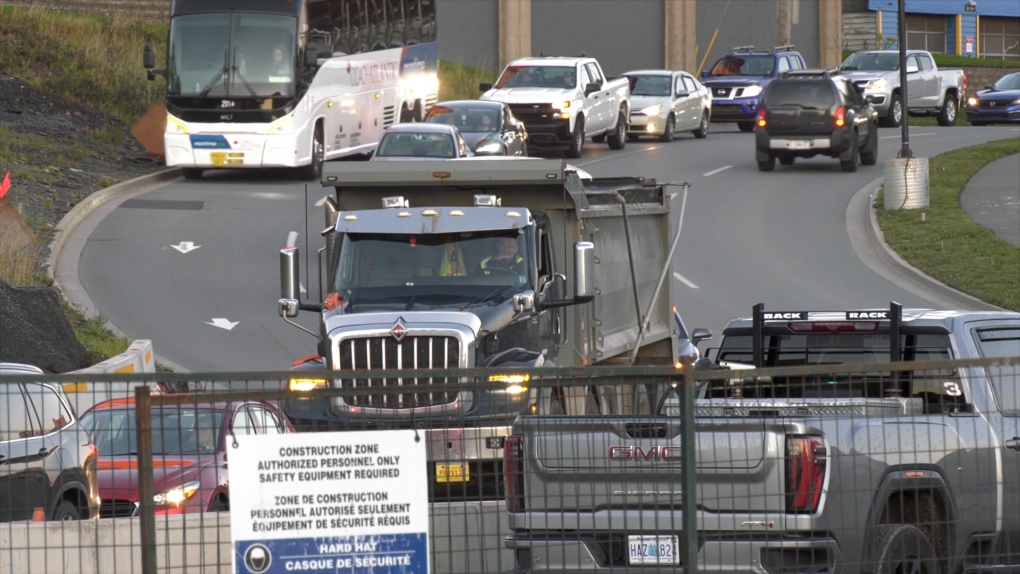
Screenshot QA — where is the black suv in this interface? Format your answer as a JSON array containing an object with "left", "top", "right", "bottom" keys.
[{"left": 754, "top": 69, "right": 879, "bottom": 172}]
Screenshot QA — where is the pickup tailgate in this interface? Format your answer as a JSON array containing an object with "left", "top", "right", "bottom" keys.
[{"left": 517, "top": 416, "right": 787, "bottom": 513}]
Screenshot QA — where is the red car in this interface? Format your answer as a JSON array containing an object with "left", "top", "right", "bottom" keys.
[{"left": 77, "top": 398, "right": 295, "bottom": 517}]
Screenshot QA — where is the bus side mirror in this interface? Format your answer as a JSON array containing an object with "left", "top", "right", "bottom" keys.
[{"left": 143, "top": 45, "right": 155, "bottom": 70}]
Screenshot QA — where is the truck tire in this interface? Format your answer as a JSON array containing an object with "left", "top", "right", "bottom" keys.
[
  {"left": 840, "top": 130, "right": 859, "bottom": 173},
  {"left": 181, "top": 168, "right": 204, "bottom": 180},
  {"left": 860, "top": 127, "right": 879, "bottom": 166},
  {"left": 607, "top": 110, "right": 627, "bottom": 150},
  {"left": 881, "top": 94, "right": 903, "bottom": 128},
  {"left": 863, "top": 525, "right": 938, "bottom": 574},
  {"left": 565, "top": 115, "right": 585, "bottom": 159},
  {"left": 757, "top": 154, "right": 775, "bottom": 172},
  {"left": 936, "top": 94, "right": 957, "bottom": 126},
  {"left": 737, "top": 121, "right": 755, "bottom": 132}
]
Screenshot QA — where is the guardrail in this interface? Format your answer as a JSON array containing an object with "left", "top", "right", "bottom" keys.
[{"left": 2, "top": 357, "right": 1018, "bottom": 573}]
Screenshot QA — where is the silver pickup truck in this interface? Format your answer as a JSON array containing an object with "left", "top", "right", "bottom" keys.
[
  {"left": 480, "top": 56, "right": 631, "bottom": 159},
  {"left": 839, "top": 49, "right": 966, "bottom": 127},
  {"left": 503, "top": 303, "right": 1020, "bottom": 573}
]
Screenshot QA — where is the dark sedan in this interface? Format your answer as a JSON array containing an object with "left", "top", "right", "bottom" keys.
[
  {"left": 424, "top": 100, "right": 529, "bottom": 156},
  {"left": 967, "top": 72, "right": 1020, "bottom": 125},
  {"left": 78, "top": 398, "right": 294, "bottom": 517}
]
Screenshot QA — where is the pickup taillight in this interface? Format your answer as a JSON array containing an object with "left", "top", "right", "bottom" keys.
[
  {"left": 756, "top": 108, "right": 767, "bottom": 128},
  {"left": 834, "top": 106, "right": 846, "bottom": 127},
  {"left": 504, "top": 436, "right": 525, "bottom": 511},
  {"left": 786, "top": 436, "right": 825, "bottom": 513}
]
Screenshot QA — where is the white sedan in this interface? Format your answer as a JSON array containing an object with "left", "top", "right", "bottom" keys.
[{"left": 622, "top": 70, "right": 712, "bottom": 142}]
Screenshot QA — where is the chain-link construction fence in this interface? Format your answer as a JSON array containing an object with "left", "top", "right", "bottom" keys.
[{"left": 2, "top": 356, "right": 1019, "bottom": 573}]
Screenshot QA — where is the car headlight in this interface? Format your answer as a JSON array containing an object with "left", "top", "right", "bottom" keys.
[
  {"left": 865, "top": 78, "right": 888, "bottom": 91},
  {"left": 1013, "top": 97, "right": 1020, "bottom": 105},
  {"left": 967, "top": 97, "right": 979, "bottom": 107},
  {"left": 742, "top": 85, "right": 763, "bottom": 98},
  {"left": 154, "top": 481, "right": 201, "bottom": 507},
  {"left": 475, "top": 141, "right": 503, "bottom": 154},
  {"left": 641, "top": 104, "right": 662, "bottom": 116}
]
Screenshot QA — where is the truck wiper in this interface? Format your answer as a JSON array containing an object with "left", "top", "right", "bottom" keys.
[{"left": 460, "top": 286, "right": 508, "bottom": 310}]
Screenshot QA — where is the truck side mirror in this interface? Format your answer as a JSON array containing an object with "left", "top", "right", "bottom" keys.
[
  {"left": 305, "top": 46, "right": 319, "bottom": 67},
  {"left": 691, "top": 327, "right": 713, "bottom": 347},
  {"left": 906, "top": 64, "right": 919, "bottom": 74},
  {"left": 279, "top": 247, "right": 300, "bottom": 318},
  {"left": 323, "top": 195, "right": 339, "bottom": 229},
  {"left": 584, "top": 82, "right": 600, "bottom": 96},
  {"left": 143, "top": 45, "right": 155, "bottom": 70},
  {"left": 573, "top": 241, "right": 595, "bottom": 302},
  {"left": 479, "top": 82, "right": 493, "bottom": 92}
]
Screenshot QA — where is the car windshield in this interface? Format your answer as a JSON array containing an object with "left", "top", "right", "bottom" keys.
[
  {"left": 377, "top": 132, "right": 456, "bottom": 158},
  {"left": 708, "top": 55, "right": 774, "bottom": 77},
  {"left": 78, "top": 408, "right": 224, "bottom": 456},
  {"left": 765, "top": 81, "right": 835, "bottom": 108},
  {"left": 841, "top": 52, "right": 900, "bottom": 71},
  {"left": 628, "top": 75, "right": 671, "bottom": 96},
  {"left": 167, "top": 13, "right": 297, "bottom": 97},
  {"left": 494, "top": 65, "right": 576, "bottom": 89},
  {"left": 993, "top": 73, "right": 1020, "bottom": 90},
  {"left": 426, "top": 106, "right": 501, "bottom": 133},
  {"left": 333, "top": 231, "right": 531, "bottom": 307}
]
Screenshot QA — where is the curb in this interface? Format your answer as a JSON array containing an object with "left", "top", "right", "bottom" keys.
[
  {"left": 851, "top": 176, "right": 1003, "bottom": 311},
  {"left": 46, "top": 167, "right": 193, "bottom": 373}
]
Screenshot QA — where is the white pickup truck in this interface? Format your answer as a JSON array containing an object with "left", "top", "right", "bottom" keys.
[
  {"left": 480, "top": 56, "right": 631, "bottom": 158},
  {"left": 839, "top": 49, "right": 967, "bottom": 127}
]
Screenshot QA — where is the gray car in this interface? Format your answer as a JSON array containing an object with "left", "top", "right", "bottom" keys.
[
  {"left": 0, "top": 362, "right": 100, "bottom": 521},
  {"left": 369, "top": 123, "right": 473, "bottom": 161},
  {"left": 424, "top": 100, "right": 529, "bottom": 156}
]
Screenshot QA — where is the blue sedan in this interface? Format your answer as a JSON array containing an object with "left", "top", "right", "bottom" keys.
[{"left": 966, "top": 72, "right": 1020, "bottom": 125}]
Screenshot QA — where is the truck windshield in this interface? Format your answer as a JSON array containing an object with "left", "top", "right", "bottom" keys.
[
  {"left": 708, "top": 55, "right": 774, "bottom": 77},
  {"left": 167, "top": 13, "right": 297, "bottom": 97},
  {"left": 494, "top": 66, "right": 576, "bottom": 89},
  {"left": 841, "top": 52, "right": 900, "bottom": 71},
  {"left": 333, "top": 231, "right": 531, "bottom": 306}
]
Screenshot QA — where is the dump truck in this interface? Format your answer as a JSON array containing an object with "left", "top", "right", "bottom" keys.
[{"left": 276, "top": 157, "right": 691, "bottom": 501}]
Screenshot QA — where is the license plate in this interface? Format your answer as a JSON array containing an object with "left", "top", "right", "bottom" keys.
[
  {"left": 210, "top": 152, "right": 226, "bottom": 165},
  {"left": 786, "top": 140, "right": 811, "bottom": 150},
  {"left": 627, "top": 535, "right": 679, "bottom": 565},
  {"left": 436, "top": 463, "right": 468, "bottom": 483}
]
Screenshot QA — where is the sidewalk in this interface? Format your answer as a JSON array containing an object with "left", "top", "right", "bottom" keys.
[{"left": 959, "top": 153, "right": 1020, "bottom": 247}]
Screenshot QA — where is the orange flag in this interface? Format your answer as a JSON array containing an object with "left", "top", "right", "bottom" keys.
[{"left": 0, "top": 172, "right": 9, "bottom": 198}]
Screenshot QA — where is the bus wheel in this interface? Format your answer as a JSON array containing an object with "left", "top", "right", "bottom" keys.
[
  {"left": 298, "top": 125, "right": 323, "bottom": 181},
  {"left": 181, "top": 168, "right": 204, "bottom": 180}
]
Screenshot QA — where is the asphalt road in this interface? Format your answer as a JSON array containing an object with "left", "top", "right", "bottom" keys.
[{"left": 68, "top": 124, "right": 1020, "bottom": 373}]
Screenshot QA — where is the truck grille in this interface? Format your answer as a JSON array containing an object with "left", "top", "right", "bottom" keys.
[
  {"left": 507, "top": 103, "right": 559, "bottom": 122},
  {"left": 338, "top": 336, "right": 461, "bottom": 408}
]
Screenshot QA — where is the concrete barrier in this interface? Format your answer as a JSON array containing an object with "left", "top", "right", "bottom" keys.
[
  {"left": 63, "top": 339, "right": 158, "bottom": 415},
  {"left": 0, "top": 501, "right": 511, "bottom": 574}
]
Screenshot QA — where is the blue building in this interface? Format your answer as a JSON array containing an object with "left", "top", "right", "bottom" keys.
[{"left": 866, "top": 0, "right": 1020, "bottom": 59}]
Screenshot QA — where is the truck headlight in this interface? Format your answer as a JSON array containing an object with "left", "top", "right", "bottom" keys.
[
  {"left": 489, "top": 373, "right": 530, "bottom": 394},
  {"left": 865, "top": 78, "right": 888, "bottom": 91},
  {"left": 475, "top": 141, "right": 502, "bottom": 154},
  {"left": 154, "top": 481, "right": 200, "bottom": 507},
  {"left": 289, "top": 377, "right": 327, "bottom": 391},
  {"left": 742, "top": 85, "right": 763, "bottom": 98},
  {"left": 967, "top": 97, "right": 979, "bottom": 107},
  {"left": 640, "top": 104, "right": 662, "bottom": 116}
]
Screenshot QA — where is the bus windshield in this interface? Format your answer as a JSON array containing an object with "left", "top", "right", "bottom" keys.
[
  {"left": 168, "top": 13, "right": 298, "bottom": 97},
  {"left": 333, "top": 231, "right": 532, "bottom": 308}
]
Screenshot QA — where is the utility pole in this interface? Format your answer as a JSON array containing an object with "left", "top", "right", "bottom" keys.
[
  {"left": 896, "top": 0, "right": 912, "bottom": 158},
  {"left": 778, "top": 0, "right": 792, "bottom": 46}
]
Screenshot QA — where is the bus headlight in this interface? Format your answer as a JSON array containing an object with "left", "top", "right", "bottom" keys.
[
  {"left": 289, "top": 377, "right": 327, "bottom": 392},
  {"left": 269, "top": 114, "right": 295, "bottom": 135},
  {"left": 166, "top": 114, "right": 189, "bottom": 134}
]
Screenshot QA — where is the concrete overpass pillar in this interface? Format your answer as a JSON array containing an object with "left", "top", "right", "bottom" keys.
[
  {"left": 499, "top": 0, "right": 531, "bottom": 68},
  {"left": 818, "top": 0, "right": 843, "bottom": 68},
  {"left": 665, "top": 0, "right": 697, "bottom": 70}
]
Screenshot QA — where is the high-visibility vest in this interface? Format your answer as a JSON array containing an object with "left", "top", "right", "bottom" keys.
[{"left": 440, "top": 243, "right": 466, "bottom": 276}]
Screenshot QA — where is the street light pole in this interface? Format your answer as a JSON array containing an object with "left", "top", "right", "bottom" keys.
[{"left": 897, "top": 0, "right": 912, "bottom": 158}]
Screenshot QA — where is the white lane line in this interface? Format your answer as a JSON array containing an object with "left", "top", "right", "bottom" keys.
[
  {"left": 576, "top": 146, "right": 661, "bottom": 167},
  {"left": 315, "top": 195, "right": 329, "bottom": 207},
  {"left": 286, "top": 231, "right": 298, "bottom": 248},
  {"left": 702, "top": 165, "right": 732, "bottom": 177},
  {"left": 673, "top": 271, "right": 700, "bottom": 289},
  {"left": 880, "top": 131, "right": 937, "bottom": 140}
]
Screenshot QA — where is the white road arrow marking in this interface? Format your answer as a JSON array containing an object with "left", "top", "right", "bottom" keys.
[
  {"left": 673, "top": 271, "right": 700, "bottom": 289},
  {"left": 315, "top": 195, "right": 330, "bottom": 207},
  {"left": 206, "top": 318, "right": 239, "bottom": 330},
  {"left": 171, "top": 241, "right": 201, "bottom": 253}
]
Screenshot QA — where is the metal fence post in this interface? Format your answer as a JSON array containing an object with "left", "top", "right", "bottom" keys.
[
  {"left": 135, "top": 386, "right": 158, "bottom": 574},
  {"left": 681, "top": 357, "right": 698, "bottom": 573}
]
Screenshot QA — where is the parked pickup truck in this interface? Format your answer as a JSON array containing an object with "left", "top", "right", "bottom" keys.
[
  {"left": 700, "top": 45, "right": 807, "bottom": 132},
  {"left": 480, "top": 56, "right": 631, "bottom": 158},
  {"left": 503, "top": 303, "right": 1020, "bottom": 573},
  {"left": 840, "top": 49, "right": 967, "bottom": 127}
]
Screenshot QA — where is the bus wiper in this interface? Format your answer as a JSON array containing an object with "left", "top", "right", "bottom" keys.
[
  {"left": 197, "top": 48, "right": 231, "bottom": 100},
  {"left": 229, "top": 45, "right": 264, "bottom": 104}
]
